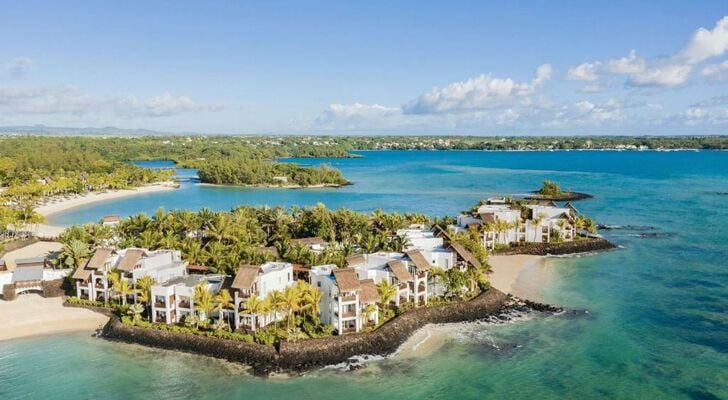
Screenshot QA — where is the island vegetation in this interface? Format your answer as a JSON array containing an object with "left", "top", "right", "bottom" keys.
[
  {"left": 197, "top": 159, "right": 348, "bottom": 187},
  {"left": 525, "top": 180, "right": 593, "bottom": 201}
]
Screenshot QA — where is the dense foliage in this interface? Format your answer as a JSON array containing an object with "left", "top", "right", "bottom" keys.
[
  {"left": 197, "top": 159, "right": 348, "bottom": 187},
  {"left": 60, "top": 204, "right": 435, "bottom": 273},
  {"left": 538, "top": 180, "right": 562, "bottom": 196}
]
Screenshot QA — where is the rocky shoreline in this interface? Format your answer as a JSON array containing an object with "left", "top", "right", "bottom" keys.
[
  {"left": 524, "top": 191, "right": 593, "bottom": 201},
  {"left": 99, "top": 288, "right": 566, "bottom": 376},
  {"left": 492, "top": 237, "right": 616, "bottom": 256}
]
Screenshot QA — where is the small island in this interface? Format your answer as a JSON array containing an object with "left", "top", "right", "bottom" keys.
[
  {"left": 525, "top": 180, "right": 593, "bottom": 201},
  {"left": 196, "top": 158, "right": 350, "bottom": 188}
]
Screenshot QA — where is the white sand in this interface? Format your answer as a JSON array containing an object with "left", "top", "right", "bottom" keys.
[
  {"left": 0, "top": 241, "right": 63, "bottom": 271},
  {"left": 0, "top": 294, "right": 109, "bottom": 342},
  {"left": 395, "top": 324, "right": 456, "bottom": 359},
  {"left": 489, "top": 254, "right": 552, "bottom": 301},
  {"left": 31, "top": 182, "right": 178, "bottom": 237}
]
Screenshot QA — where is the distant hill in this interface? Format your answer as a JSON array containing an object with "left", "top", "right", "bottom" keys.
[{"left": 0, "top": 125, "right": 184, "bottom": 136}]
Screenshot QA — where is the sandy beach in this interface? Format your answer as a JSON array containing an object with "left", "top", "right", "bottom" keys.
[
  {"left": 489, "top": 254, "right": 553, "bottom": 301},
  {"left": 0, "top": 295, "right": 109, "bottom": 342},
  {"left": 32, "top": 182, "right": 178, "bottom": 237}
]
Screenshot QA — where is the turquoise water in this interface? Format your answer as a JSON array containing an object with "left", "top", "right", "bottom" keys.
[{"left": 3, "top": 150, "right": 727, "bottom": 399}]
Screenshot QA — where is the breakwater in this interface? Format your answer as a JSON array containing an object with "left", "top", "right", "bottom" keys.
[
  {"left": 99, "top": 288, "right": 562, "bottom": 375},
  {"left": 492, "top": 237, "right": 616, "bottom": 256}
]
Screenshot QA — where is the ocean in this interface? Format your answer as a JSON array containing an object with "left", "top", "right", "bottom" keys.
[{"left": 3, "top": 150, "right": 727, "bottom": 399}]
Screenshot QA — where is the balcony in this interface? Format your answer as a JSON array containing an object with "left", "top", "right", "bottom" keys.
[
  {"left": 417, "top": 271, "right": 427, "bottom": 279},
  {"left": 398, "top": 283, "right": 408, "bottom": 290},
  {"left": 154, "top": 301, "right": 167, "bottom": 308},
  {"left": 178, "top": 301, "right": 191, "bottom": 309},
  {"left": 337, "top": 294, "right": 357, "bottom": 303},
  {"left": 341, "top": 310, "right": 357, "bottom": 318}
]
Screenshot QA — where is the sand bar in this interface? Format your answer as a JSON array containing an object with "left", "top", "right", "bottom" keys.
[
  {"left": 0, "top": 295, "right": 109, "bottom": 342},
  {"left": 489, "top": 254, "right": 550, "bottom": 300}
]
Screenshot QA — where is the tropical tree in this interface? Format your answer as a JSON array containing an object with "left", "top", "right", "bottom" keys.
[
  {"left": 282, "top": 286, "right": 301, "bottom": 332},
  {"left": 127, "top": 303, "right": 144, "bottom": 323},
  {"left": 213, "top": 289, "right": 234, "bottom": 327},
  {"left": 193, "top": 283, "right": 215, "bottom": 323},
  {"left": 135, "top": 275, "right": 156, "bottom": 315},
  {"left": 377, "top": 280, "right": 397, "bottom": 310},
  {"left": 57, "top": 239, "right": 89, "bottom": 269},
  {"left": 243, "top": 295, "right": 266, "bottom": 331}
]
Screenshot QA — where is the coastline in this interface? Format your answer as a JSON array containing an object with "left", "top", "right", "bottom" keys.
[
  {"left": 32, "top": 182, "right": 178, "bottom": 236},
  {"left": 0, "top": 295, "right": 109, "bottom": 342},
  {"left": 198, "top": 182, "right": 350, "bottom": 189}
]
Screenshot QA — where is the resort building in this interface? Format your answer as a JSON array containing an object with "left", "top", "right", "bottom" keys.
[
  {"left": 309, "top": 265, "right": 380, "bottom": 335},
  {"left": 397, "top": 228, "right": 456, "bottom": 270},
  {"left": 101, "top": 215, "right": 121, "bottom": 226},
  {"left": 448, "top": 198, "right": 577, "bottom": 250},
  {"left": 345, "top": 250, "right": 430, "bottom": 306},
  {"left": 230, "top": 262, "right": 294, "bottom": 331},
  {"left": 72, "top": 247, "right": 188, "bottom": 303},
  {"left": 150, "top": 274, "right": 226, "bottom": 324}
]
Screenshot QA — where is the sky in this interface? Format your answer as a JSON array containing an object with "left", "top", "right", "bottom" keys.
[{"left": 1, "top": 1, "right": 727, "bottom": 135}]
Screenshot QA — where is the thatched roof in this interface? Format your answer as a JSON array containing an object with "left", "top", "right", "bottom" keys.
[
  {"left": 359, "top": 279, "right": 380, "bottom": 303},
  {"left": 387, "top": 260, "right": 413, "bottom": 282},
  {"left": 102, "top": 215, "right": 120, "bottom": 223},
  {"left": 433, "top": 225, "right": 454, "bottom": 242},
  {"left": 449, "top": 242, "right": 481, "bottom": 269},
  {"left": 405, "top": 250, "right": 431, "bottom": 271},
  {"left": 231, "top": 265, "right": 261, "bottom": 291},
  {"left": 72, "top": 266, "right": 92, "bottom": 281},
  {"left": 85, "top": 248, "right": 115, "bottom": 270},
  {"left": 117, "top": 249, "right": 146, "bottom": 272},
  {"left": 332, "top": 268, "right": 360, "bottom": 292},
  {"left": 291, "top": 237, "right": 326, "bottom": 246},
  {"left": 345, "top": 254, "right": 366, "bottom": 267},
  {"left": 479, "top": 213, "right": 496, "bottom": 224}
]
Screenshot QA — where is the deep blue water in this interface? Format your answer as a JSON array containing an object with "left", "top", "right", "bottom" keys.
[{"left": 3, "top": 150, "right": 726, "bottom": 399}]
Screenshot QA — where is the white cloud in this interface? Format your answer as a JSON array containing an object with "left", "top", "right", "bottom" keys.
[
  {"left": 3, "top": 57, "right": 34, "bottom": 79},
  {"left": 627, "top": 62, "right": 693, "bottom": 87},
  {"left": 567, "top": 17, "right": 728, "bottom": 88},
  {"left": 701, "top": 60, "right": 728, "bottom": 81},
  {"left": 113, "top": 92, "right": 223, "bottom": 118},
  {"left": 567, "top": 50, "right": 646, "bottom": 81},
  {"left": 402, "top": 64, "right": 551, "bottom": 114},
  {"left": 677, "top": 16, "right": 728, "bottom": 64},
  {"left": 0, "top": 85, "right": 92, "bottom": 114}
]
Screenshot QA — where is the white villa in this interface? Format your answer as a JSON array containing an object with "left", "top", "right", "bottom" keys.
[
  {"left": 230, "top": 262, "right": 294, "bottom": 331},
  {"left": 448, "top": 198, "right": 577, "bottom": 249},
  {"left": 150, "top": 274, "right": 226, "bottom": 324},
  {"left": 72, "top": 248, "right": 188, "bottom": 303},
  {"left": 344, "top": 250, "right": 430, "bottom": 306},
  {"left": 309, "top": 265, "right": 380, "bottom": 335}
]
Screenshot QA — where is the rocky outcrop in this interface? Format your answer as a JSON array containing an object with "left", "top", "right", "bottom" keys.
[
  {"left": 493, "top": 238, "right": 616, "bottom": 256},
  {"left": 277, "top": 288, "right": 508, "bottom": 372},
  {"left": 101, "top": 288, "right": 513, "bottom": 375},
  {"left": 102, "top": 318, "right": 279, "bottom": 375}
]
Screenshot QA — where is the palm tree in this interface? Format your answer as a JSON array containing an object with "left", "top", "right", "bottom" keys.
[
  {"left": 113, "top": 277, "right": 135, "bottom": 305},
  {"left": 377, "top": 280, "right": 397, "bottom": 310},
  {"left": 193, "top": 283, "right": 215, "bottom": 323},
  {"left": 127, "top": 303, "right": 144, "bottom": 323},
  {"left": 266, "top": 290, "right": 286, "bottom": 330},
  {"left": 204, "top": 241, "right": 229, "bottom": 274},
  {"left": 282, "top": 286, "right": 301, "bottom": 333},
  {"left": 242, "top": 295, "right": 266, "bottom": 331},
  {"left": 59, "top": 239, "right": 89, "bottom": 270},
  {"left": 135, "top": 275, "right": 156, "bottom": 317},
  {"left": 213, "top": 289, "right": 234, "bottom": 327}
]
